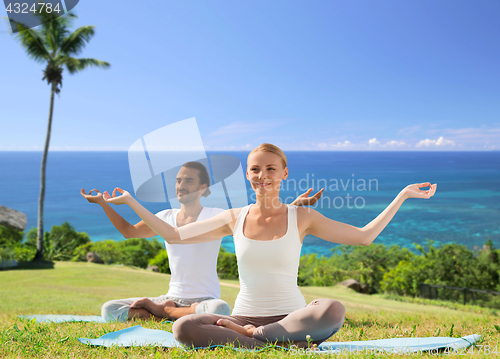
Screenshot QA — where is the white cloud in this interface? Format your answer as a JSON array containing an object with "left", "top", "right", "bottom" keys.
[
  {"left": 416, "top": 136, "right": 455, "bottom": 148},
  {"left": 385, "top": 140, "right": 406, "bottom": 147},
  {"left": 368, "top": 138, "right": 380, "bottom": 145}
]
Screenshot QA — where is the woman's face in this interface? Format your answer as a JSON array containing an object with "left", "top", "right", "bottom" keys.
[{"left": 246, "top": 151, "right": 288, "bottom": 196}]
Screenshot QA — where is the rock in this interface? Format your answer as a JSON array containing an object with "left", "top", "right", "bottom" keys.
[
  {"left": 86, "top": 252, "right": 103, "bottom": 264},
  {"left": 0, "top": 206, "right": 27, "bottom": 231},
  {"left": 147, "top": 265, "right": 159, "bottom": 272},
  {"left": 339, "top": 278, "right": 361, "bottom": 292},
  {"left": 360, "top": 283, "right": 370, "bottom": 294}
]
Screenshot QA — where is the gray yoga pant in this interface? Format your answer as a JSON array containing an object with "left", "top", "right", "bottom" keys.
[
  {"left": 101, "top": 295, "right": 230, "bottom": 322},
  {"left": 173, "top": 298, "right": 345, "bottom": 348}
]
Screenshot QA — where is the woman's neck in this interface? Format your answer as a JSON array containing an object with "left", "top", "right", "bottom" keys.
[{"left": 254, "top": 193, "right": 286, "bottom": 216}]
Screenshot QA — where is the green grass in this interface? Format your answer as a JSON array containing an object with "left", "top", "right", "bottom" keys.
[{"left": 0, "top": 262, "right": 499, "bottom": 358}]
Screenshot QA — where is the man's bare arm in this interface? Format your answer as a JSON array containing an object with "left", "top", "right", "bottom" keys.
[{"left": 81, "top": 189, "right": 156, "bottom": 239}]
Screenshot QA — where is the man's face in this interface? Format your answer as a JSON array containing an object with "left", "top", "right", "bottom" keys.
[{"left": 175, "top": 167, "right": 205, "bottom": 204}]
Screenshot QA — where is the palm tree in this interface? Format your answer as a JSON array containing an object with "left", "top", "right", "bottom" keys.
[{"left": 8, "top": 11, "right": 110, "bottom": 261}]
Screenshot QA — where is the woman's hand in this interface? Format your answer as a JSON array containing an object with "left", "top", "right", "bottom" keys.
[
  {"left": 104, "top": 187, "right": 133, "bottom": 205},
  {"left": 291, "top": 188, "right": 324, "bottom": 206},
  {"left": 80, "top": 189, "right": 106, "bottom": 205},
  {"left": 402, "top": 182, "right": 437, "bottom": 200}
]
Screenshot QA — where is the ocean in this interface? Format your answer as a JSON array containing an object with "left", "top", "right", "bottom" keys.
[{"left": 1, "top": 151, "right": 499, "bottom": 257}]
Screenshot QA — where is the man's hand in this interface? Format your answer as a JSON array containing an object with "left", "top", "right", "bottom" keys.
[
  {"left": 80, "top": 189, "right": 106, "bottom": 205},
  {"left": 402, "top": 183, "right": 437, "bottom": 200},
  {"left": 292, "top": 188, "right": 324, "bottom": 207},
  {"left": 104, "top": 187, "right": 133, "bottom": 206}
]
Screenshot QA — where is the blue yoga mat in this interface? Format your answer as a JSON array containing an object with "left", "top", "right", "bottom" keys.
[
  {"left": 19, "top": 314, "right": 175, "bottom": 324},
  {"left": 20, "top": 315, "right": 106, "bottom": 323},
  {"left": 78, "top": 325, "right": 482, "bottom": 353}
]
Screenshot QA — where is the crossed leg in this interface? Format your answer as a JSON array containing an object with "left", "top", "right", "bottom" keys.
[
  {"left": 174, "top": 298, "right": 345, "bottom": 349},
  {"left": 129, "top": 298, "right": 198, "bottom": 321}
]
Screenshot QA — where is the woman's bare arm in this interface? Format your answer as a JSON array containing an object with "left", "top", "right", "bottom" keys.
[
  {"left": 301, "top": 183, "right": 437, "bottom": 246},
  {"left": 105, "top": 188, "right": 234, "bottom": 244}
]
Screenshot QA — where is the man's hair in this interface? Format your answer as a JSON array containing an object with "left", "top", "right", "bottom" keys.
[{"left": 182, "top": 161, "right": 211, "bottom": 197}]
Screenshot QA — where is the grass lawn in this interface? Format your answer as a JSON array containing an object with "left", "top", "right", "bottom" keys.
[{"left": 0, "top": 261, "right": 499, "bottom": 358}]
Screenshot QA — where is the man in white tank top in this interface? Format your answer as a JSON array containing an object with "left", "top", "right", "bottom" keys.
[{"left": 82, "top": 162, "right": 231, "bottom": 321}]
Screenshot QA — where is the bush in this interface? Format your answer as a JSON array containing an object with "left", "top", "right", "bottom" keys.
[
  {"left": 149, "top": 250, "right": 170, "bottom": 274},
  {"left": 72, "top": 240, "right": 122, "bottom": 264},
  {"left": 26, "top": 222, "right": 91, "bottom": 261},
  {"left": 0, "top": 225, "right": 32, "bottom": 262},
  {"left": 73, "top": 237, "right": 164, "bottom": 268},
  {"left": 298, "top": 253, "right": 353, "bottom": 286},
  {"left": 0, "top": 225, "right": 24, "bottom": 248},
  {"left": 217, "top": 247, "right": 238, "bottom": 279},
  {"left": 380, "top": 240, "right": 500, "bottom": 299},
  {"left": 297, "top": 243, "right": 413, "bottom": 292}
]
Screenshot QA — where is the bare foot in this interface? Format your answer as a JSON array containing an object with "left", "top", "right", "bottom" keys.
[
  {"left": 130, "top": 297, "right": 152, "bottom": 310},
  {"left": 216, "top": 318, "right": 256, "bottom": 337}
]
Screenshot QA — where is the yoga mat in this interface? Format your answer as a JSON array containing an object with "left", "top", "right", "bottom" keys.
[
  {"left": 79, "top": 325, "right": 181, "bottom": 347},
  {"left": 19, "top": 314, "right": 175, "bottom": 324},
  {"left": 19, "top": 315, "right": 106, "bottom": 323},
  {"left": 78, "top": 325, "right": 482, "bottom": 353}
]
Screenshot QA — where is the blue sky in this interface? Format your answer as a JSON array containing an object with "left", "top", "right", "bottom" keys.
[{"left": 1, "top": 0, "right": 499, "bottom": 151}]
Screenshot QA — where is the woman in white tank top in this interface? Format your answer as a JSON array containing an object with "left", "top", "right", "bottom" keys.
[{"left": 106, "top": 143, "right": 437, "bottom": 348}]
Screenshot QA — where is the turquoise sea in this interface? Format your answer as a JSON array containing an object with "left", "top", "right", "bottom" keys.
[{"left": 0, "top": 151, "right": 499, "bottom": 256}]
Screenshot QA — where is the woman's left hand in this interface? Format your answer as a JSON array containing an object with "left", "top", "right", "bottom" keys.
[
  {"left": 402, "top": 182, "right": 437, "bottom": 199},
  {"left": 292, "top": 188, "right": 324, "bottom": 206},
  {"left": 104, "top": 187, "right": 133, "bottom": 205}
]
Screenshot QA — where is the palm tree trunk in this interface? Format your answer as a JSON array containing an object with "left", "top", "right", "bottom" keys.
[{"left": 33, "top": 83, "right": 56, "bottom": 261}]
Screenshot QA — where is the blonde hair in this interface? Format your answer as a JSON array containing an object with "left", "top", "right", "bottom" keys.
[{"left": 248, "top": 143, "right": 287, "bottom": 168}]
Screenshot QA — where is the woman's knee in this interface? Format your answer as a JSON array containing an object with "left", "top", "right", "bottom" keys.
[
  {"left": 313, "top": 298, "right": 345, "bottom": 324},
  {"left": 173, "top": 314, "right": 219, "bottom": 344},
  {"left": 173, "top": 315, "right": 196, "bottom": 343}
]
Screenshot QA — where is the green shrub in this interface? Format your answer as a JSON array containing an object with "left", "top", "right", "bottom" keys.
[
  {"left": 217, "top": 247, "right": 238, "bottom": 279},
  {"left": 72, "top": 240, "right": 122, "bottom": 264},
  {"left": 149, "top": 250, "right": 170, "bottom": 274},
  {"left": 0, "top": 225, "right": 24, "bottom": 248},
  {"left": 380, "top": 239, "right": 500, "bottom": 299},
  {"left": 12, "top": 245, "right": 36, "bottom": 262},
  {"left": 297, "top": 243, "right": 413, "bottom": 292},
  {"left": 73, "top": 237, "right": 164, "bottom": 269},
  {"left": 298, "top": 253, "right": 353, "bottom": 286},
  {"left": 26, "top": 222, "right": 91, "bottom": 261}
]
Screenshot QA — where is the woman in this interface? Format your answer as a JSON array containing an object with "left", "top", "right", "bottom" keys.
[{"left": 106, "top": 143, "right": 437, "bottom": 348}]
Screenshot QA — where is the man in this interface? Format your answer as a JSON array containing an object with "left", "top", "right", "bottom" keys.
[{"left": 81, "top": 161, "right": 322, "bottom": 322}]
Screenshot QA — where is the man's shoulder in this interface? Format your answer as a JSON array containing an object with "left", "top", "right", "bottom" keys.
[{"left": 155, "top": 208, "right": 179, "bottom": 219}]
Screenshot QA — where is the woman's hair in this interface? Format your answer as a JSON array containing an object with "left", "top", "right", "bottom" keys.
[
  {"left": 182, "top": 161, "right": 211, "bottom": 197},
  {"left": 248, "top": 143, "right": 287, "bottom": 168}
]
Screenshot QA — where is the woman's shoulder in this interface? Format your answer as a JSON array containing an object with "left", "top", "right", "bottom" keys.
[{"left": 295, "top": 205, "right": 320, "bottom": 220}]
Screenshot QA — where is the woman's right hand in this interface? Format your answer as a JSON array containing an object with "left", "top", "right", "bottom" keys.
[
  {"left": 402, "top": 182, "right": 437, "bottom": 200},
  {"left": 104, "top": 187, "right": 133, "bottom": 206}
]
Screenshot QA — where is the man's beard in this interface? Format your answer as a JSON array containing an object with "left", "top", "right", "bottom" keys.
[{"left": 176, "top": 189, "right": 201, "bottom": 203}]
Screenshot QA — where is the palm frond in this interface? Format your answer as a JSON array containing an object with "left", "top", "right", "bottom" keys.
[
  {"left": 63, "top": 57, "right": 110, "bottom": 74},
  {"left": 60, "top": 26, "right": 96, "bottom": 56},
  {"left": 40, "top": 13, "right": 76, "bottom": 53},
  {"left": 8, "top": 20, "right": 51, "bottom": 62}
]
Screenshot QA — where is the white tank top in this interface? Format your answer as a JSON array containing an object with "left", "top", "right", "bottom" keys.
[
  {"left": 155, "top": 207, "right": 223, "bottom": 299},
  {"left": 231, "top": 204, "right": 306, "bottom": 316}
]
